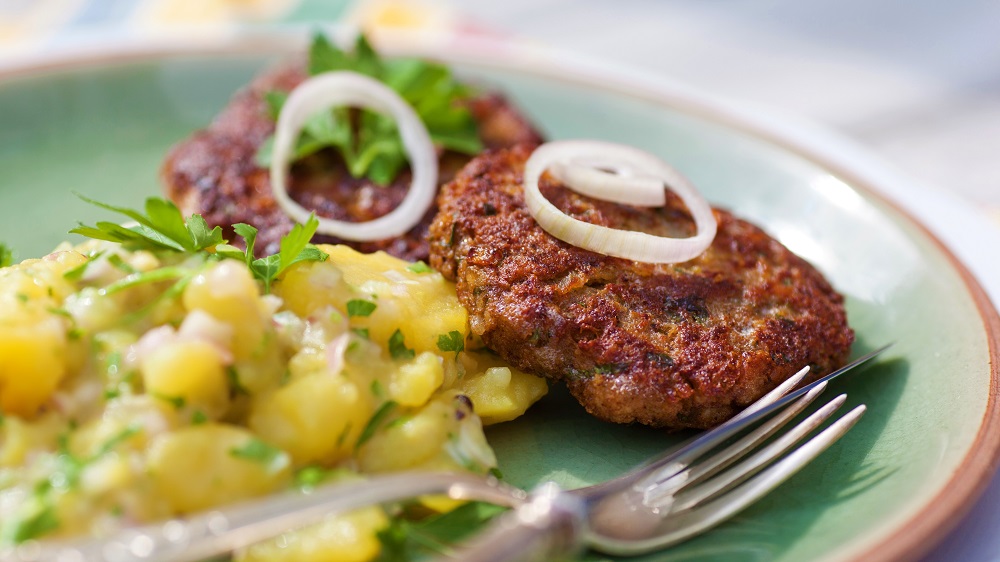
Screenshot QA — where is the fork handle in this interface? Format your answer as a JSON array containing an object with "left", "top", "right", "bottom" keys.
[
  {"left": 11, "top": 472, "right": 524, "bottom": 562},
  {"left": 448, "top": 483, "right": 587, "bottom": 562}
]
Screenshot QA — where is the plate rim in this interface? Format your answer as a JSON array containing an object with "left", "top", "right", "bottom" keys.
[{"left": 2, "top": 26, "right": 998, "bottom": 562}]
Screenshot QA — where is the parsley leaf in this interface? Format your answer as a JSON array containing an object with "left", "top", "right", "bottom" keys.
[
  {"left": 347, "top": 299, "right": 377, "bottom": 317},
  {"left": 376, "top": 502, "right": 507, "bottom": 561},
  {"left": 406, "top": 261, "right": 433, "bottom": 274},
  {"left": 94, "top": 425, "right": 141, "bottom": 458},
  {"left": 0, "top": 242, "right": 14, "bottom": 267},
  {"left": 217, "top": 216, "right": 329, "bottom": 293},
  {"left": 257, "top": 33, "right": 483, "bottom": 186},
  {"left": 388, "top": 329, "right": 415, "bottom": 360},
  {"left": 229, "top": 438, "right": 289, "bottom": 474},
  {"left": 356, "top": 400, "right": 398, "bottom": 451},
  {"left": 71, "top": 196, "right": 328, "bottom": 295},
  {"left": 436, "top": 331, "right": 465, "bottom": 353},
  {"left": 2, "top": 501, "right": 59, "bottom": 544},
  {"left": 100, "top": 266, "right": 189, "bottom": 295},
  {"left": 71, "top": 194, "right": 224, "bottom": 253}
]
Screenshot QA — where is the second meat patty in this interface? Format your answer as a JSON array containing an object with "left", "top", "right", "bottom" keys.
[
  {"left": 161, "top": 61, "right": 543, "bottom": 262},
  {"left": 429, "top": 145, "right": 855, "bottom": 429}
]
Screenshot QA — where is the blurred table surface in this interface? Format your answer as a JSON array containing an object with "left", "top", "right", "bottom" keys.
[{"left": 2, "top": 0, "right": 999, "bottom": 560}]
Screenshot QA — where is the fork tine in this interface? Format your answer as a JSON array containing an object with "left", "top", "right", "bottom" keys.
[
  {"left": 604, "top": 368, "right": 816, "bottom": 497},
  {"left": 597, "top": 404, "right": 867, "bottom": 556},
  {"left": 595, "top": 403, "right": 867, "bottom": 556},
  {"left": 729, "top": 366, "right": 811, "bottom": 423},
  {"left": 669, "top": 393, "right": 848, "bottom": 511},
  {"left": 644, "top": 380, "right": 830, "bottom": 502},
  {"left": 589, "top": 349, "right": 887, "bottom": 500}
]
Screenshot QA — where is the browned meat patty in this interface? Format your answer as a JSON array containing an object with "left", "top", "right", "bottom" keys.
[
  {"left": 429, "top": 145, "right": 855, "bottom": 429},
  {"left": 161, "top": 61, "right": 543, "bottom": 262}
]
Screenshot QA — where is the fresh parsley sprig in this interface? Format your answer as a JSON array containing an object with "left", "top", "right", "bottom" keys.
[
  {"left": 70, "top": 195, "right": 224, "bottom": 253},
  {"left": 257, "top": 33, "right": 483, "bottom": 186},
  {"left": 214, "top": 216, "right": 328, "bottom": 293},
  {"left": 71, "top": 195, "right": 328, "bottom": 293}
]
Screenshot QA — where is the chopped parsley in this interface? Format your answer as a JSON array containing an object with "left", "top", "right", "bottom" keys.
[
  {"left": 406, "top": 261, "right": 433, "bottom": 274},
  {"left": 356, "top": 400, "right": 398, "bottom": 451},
  {"left": 227, "top": 366, "right": 250, "bottom": 396},
  {"left": 436, "top": 331, "right": 464, "bottom": 353},
  {"left": 0, "top": 242, "right": 14, "bottom": 267},
  {"left": 376, "top": 501, "right": 507, "bottom": 561},
  {"left": 153, "top": 393, "right": 186, "bottom": 410},
  {"left": 106, "top": 254, "right": 137, "bottom": 274},
  {"left": 347, "top": 299, "right": 377, "bottom": 318},
  {"left": 1, "top": 501, "right": 59, "bottom": 544},
  {"left": 100, "top": 266, "right": 189, "bottom": 295},
  {"left": 256, "top": 33, "right": 483, "bottom": 186},
  {"left": 351, "top": 327, "right": 370, "bottom": 339},
  {"left": 388, "top": 329, "right": 415, "bottom": 360},
  {"left": 94, "top": 425, "right": 141, "bottom": 458},
  {"left": 229, "top": 438, "right": 289, "bottom": 473},
  {"left": 294, "top": 466, "right": 327, "bottom": 490}
]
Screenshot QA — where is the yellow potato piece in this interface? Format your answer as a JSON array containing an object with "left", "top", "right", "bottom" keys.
[
  {"left": 319, "top": 245, "right": 468, "bottom": 354},
  {"left": 182, "top": 261, "right": 267, "bottom": 360},
  {"left": 148, "top": 424, "right": 290, "bottom": 513},
  {"left": 389, "top": 352, "right": 444, "bottom": 407},
  {"left": 0, "top": 317, "right": 68, "bottom": 417},
  {"left": 237, "top": 506, "right": 388, "bottom": 562},
  {"left": 275, "top": 259, "right": 354, "bottom": 318},
  {"left": 141, "top": 340, "right": 229, "bottom": 417},
  {"left": 249, "top": 375, "right": 370, "bottom": 465},
  {"left": 458, "top": 354, "right": 548, "bottom": 425}
]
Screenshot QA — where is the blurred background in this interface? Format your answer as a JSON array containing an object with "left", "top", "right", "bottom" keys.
[{"left": 2, "top": 0, "right": 998, "bottom": 220}]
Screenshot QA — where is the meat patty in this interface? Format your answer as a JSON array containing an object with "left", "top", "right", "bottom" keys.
[
  {"left": 429, "top": 145, "right": 855, "bottom": 429},
  {"left": 161, "top": 61, "right": 543, "bottom": 262}
]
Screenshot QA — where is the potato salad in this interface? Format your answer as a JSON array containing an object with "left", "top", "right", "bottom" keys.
[{"left": 0, "top": 199, "right": 547, "bottom": 559}]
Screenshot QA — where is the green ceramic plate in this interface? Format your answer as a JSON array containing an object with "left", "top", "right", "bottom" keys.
[{"left": 1, "top": 32, "right": 997, "bottom": 562}]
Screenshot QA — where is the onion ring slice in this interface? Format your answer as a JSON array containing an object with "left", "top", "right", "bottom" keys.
[
  {"left": 270, "top": 71, "right": 438, "bottom": 241},
  {"left": 524, "top": 140, "right": 717, "bottom": 263}
]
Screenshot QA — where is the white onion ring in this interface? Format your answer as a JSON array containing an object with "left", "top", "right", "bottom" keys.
[
  {"left": 524, "top": 140, "right": 717, "bottom": 263},
  {"left": 270, "top": 71, "right": 438, "bottom": 241}
]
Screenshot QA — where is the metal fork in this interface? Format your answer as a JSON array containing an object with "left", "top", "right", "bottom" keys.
[
  {"left": 448, "top": 356, "right": 877, "bottom": 562},
  {"left": 13, "top": 346, "right": 887, "bottom": 562}
]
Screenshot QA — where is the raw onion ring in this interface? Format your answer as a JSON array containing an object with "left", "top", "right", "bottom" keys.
[
  {"left": 270, "top": 71, "right": 438, "bottom": 241},
  {"left": 524, "top": 140, "right": 717, "bottom": 263}
]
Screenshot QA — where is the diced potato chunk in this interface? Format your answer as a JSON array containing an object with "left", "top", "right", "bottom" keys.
[
  {"left": 358, "top": 397, "right": 496, "bottom": 473},
  {"left": 141, "top": 340, "right": 229, "bottom": 417},
  {"left": 319, "top": 245, "right": 467, "bottom": 355},
  {"left": 275, "top": 260, "right": 354, "bottom": 319},
  {"left": 182, "top": 261, "right": 267, "bottom": 360},
  {"left": 148, "top": 425, "right": 290, "bottom": 513},
  {"left": 389, "top": 352, "right": 444, "bottom": 407},
  {"left": 237, "top": 506, "right": 388, "bottom": 562},
  {"left": 0, "top": 317, "right": 68, "bottom": 416},
  {"left": 457, "top": 357, "right": 549, "bottom": 425},
  {"left": 249, "top": 375, "right": 370, "bottom": 465}
]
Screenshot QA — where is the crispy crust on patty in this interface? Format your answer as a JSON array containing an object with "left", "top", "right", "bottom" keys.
[
  {"left": 160, "top": 61, "right": 543, "bottom": 261},
  {"left": 429, "top": 145, "right": 854, "bottom": 429}
]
